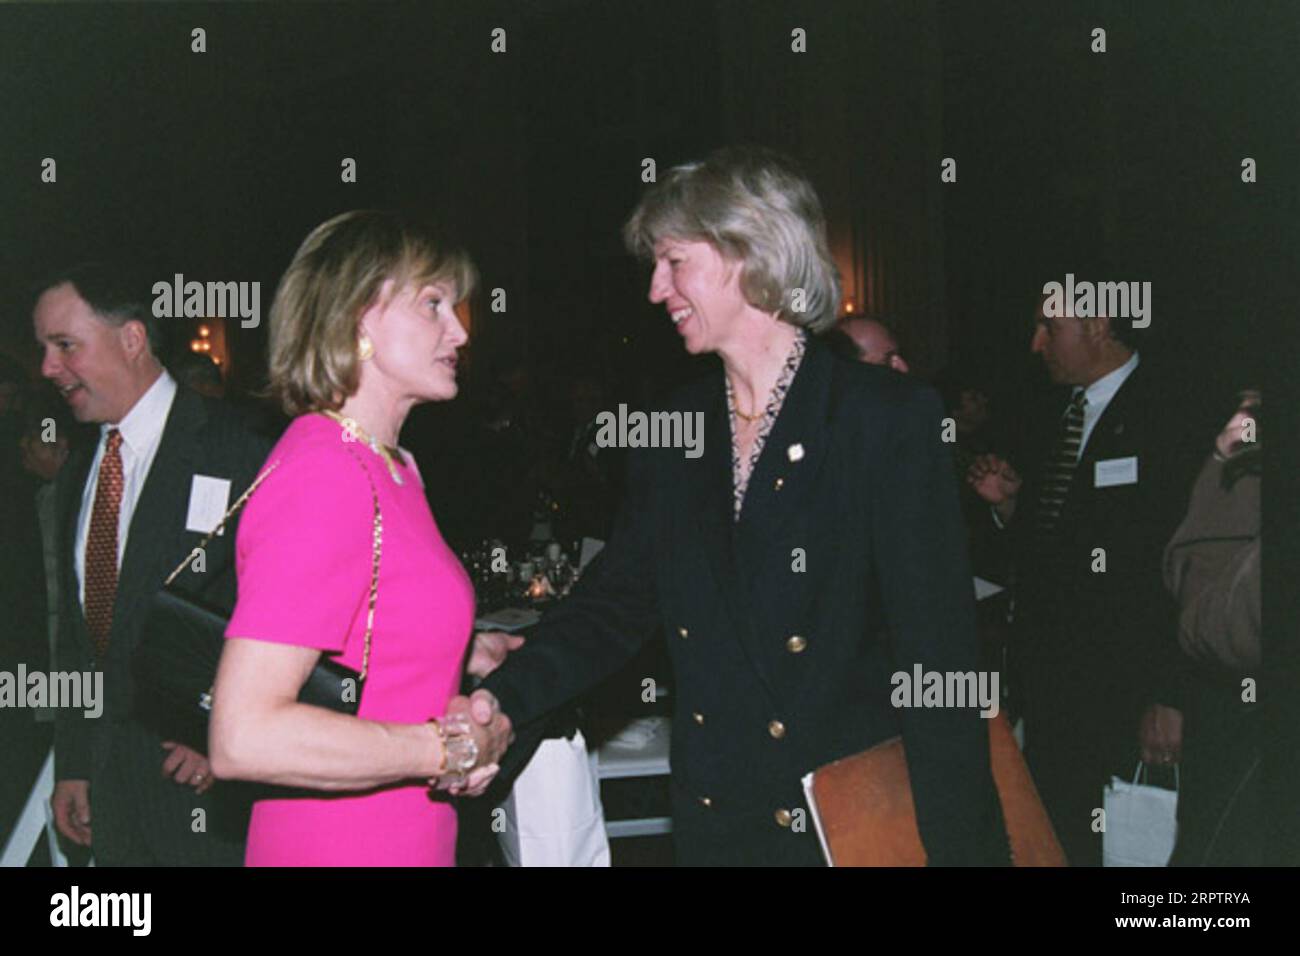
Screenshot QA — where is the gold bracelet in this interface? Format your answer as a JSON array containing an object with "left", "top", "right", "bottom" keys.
[
  {"left": 428, "top": 718, "right": 450, "bottom": 778},
  {"left": 428, "top": 715, "right": 479, "bottom": 782}
]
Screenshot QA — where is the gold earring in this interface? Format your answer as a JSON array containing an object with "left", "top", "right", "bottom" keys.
[{"left": 357, "top": 335, "right": 374, "bottom": 361}]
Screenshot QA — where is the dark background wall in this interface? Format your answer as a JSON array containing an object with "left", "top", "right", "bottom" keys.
[
  {"left": 940, "top": 0, "right": 1288, "bottom": 435},
  {"left": 1, "top": 0, "right": 1288, "bottom": 437}
]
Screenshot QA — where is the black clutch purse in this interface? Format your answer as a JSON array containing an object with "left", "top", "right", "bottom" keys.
[{"left": 133, "top": 451, "right": 383, "bottom": 752}]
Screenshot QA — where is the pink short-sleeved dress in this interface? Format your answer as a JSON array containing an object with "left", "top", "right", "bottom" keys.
[{"left": 225, "top": 414, "right": 474, "bottom": 866}]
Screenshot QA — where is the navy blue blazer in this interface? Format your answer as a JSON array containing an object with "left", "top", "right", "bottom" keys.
[{"left": 483, "top": 338, "right": 1009, "bottom": 865}]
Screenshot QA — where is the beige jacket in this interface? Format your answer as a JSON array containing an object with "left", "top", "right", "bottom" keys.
[{"left": 1163, "top": 455, "right": 1260, "bottom": 673}]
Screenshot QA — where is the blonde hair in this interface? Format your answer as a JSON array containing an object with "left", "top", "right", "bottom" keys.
[
  {"left": 623, "top": 146, "right": 841, "bottom": 332},
  {"left": 268, "top": 210, "right": 478, "bottom": 416}
]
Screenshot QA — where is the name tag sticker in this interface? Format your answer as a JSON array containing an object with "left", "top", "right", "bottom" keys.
[
  {"left": 1094, "top": 456, "right": 1138, "bottom": 488},
  {"left": 186, "top": 475, "right": 232, "bottom": 534}
]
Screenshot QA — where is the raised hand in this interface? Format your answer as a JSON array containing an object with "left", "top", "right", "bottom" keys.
[
  {"left": 467, "top": 630, "right": 526, "bottom": 679},
  {"left": 967, "top": 453, "right": 1022, "bottom": 519},
  {"left": 1215, "top": 398, "right": 1259, "bottom": 459}
]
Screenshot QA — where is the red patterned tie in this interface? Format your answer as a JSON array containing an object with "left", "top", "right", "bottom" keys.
[{"left": 84, "top": 429, "right": 124, "bottom": 661}]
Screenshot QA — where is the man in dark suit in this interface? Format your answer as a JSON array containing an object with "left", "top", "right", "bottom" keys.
[
  {"left": 967, "top": 292, "right": 1204, "bottom": 865},
  {"left": 35, "top": 264, "right": 272, "bottom": 865},
  {"left": 467, "top": 335, "right": 1008, "bottom": 866}
]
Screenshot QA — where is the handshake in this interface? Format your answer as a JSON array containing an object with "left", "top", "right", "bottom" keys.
[{"left": 431, "top": 631, "right": 525, "bottom": 798}]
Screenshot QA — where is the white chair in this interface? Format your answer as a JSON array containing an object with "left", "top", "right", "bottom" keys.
[
  {"left": 595, "top": 716, "right": 672, "bottom": 838},
  {"left": 1, "top": 747, "right": 73, "bottom": 867}
]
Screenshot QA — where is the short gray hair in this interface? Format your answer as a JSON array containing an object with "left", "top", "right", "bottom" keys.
[{"left": 623, "top": 146, "right": 841, "bottom": 333}]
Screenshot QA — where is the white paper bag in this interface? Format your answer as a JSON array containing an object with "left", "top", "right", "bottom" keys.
[
  {"left": 1103, "top": 762, "right": 1179, "bottom": 867},
  {"left": 498, "top": 729, "right": 611, "bottom": 867}
]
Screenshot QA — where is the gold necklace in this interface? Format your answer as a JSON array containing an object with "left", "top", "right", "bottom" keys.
[
  {"left": 322, "top": 410, "right": 405, "bottom": 485},
  {"left": 729, "top": 391, "right": 765, "bottom": 423}
]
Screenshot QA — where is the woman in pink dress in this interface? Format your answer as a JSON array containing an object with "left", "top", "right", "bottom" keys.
[{"left": 209, "top": 211, "right": 511, "bottom": 866}]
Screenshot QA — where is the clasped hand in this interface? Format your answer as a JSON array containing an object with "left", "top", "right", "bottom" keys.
[
  {"left": 431, "top": 692, "right": 514, "bottom": 797},
  {"left": 430, "top": 631, "right": 523, "bottom": 797}
]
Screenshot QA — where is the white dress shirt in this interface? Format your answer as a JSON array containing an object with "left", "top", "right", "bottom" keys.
[
  {"left": 1075, "top": 350, "right": 1139, "bottom": 459},
  {"left": 76, "top": 370, "right": 179, "bottom": 607}
]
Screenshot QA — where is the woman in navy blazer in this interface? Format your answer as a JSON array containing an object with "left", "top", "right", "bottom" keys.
[{"left": 469, "top": 146, "right": 1009, "bottom": 865}]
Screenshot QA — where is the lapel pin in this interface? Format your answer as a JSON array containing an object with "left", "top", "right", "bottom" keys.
[{"left": 787, "top": 443, "right": 804, "bottom": 463}]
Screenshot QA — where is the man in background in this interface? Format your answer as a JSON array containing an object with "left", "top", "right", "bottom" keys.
[
  {"left": 825, "top": 315, "right": 911, "bottom": 373},
  {"left": 37, "top": 262, "right": 271, "bottom": 865},
  {"left": 0, "top": 386, "right": 73, "bottom": 844},
  {"left": 968, "top": 289, "right": 1203, "bottom": 864},
  {"left": 169, "top": 351, "right": 225, "bottom": 399}
]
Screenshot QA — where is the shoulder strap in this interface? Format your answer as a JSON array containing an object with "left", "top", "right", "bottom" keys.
[
  {"left": 163, "top": 450, "right": 382, "bottom": 681},
  {"left": 340, "top": 444, "right": 382, "bottom": 680},
  {"left": 164, "top": 460, "right": 281, "bottom": 586}
]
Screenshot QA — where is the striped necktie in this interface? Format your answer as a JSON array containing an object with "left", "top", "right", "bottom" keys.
[
  {"left": 84, "top": 428, "right": 124, "bottom": 661},
  {"left": 1035, "top": 390, "right": 1087, "bottom": 539}
]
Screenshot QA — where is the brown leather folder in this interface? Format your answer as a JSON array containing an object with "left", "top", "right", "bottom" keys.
[{"left": 805, "top": 713, "right": 1065, "bottom": 866}]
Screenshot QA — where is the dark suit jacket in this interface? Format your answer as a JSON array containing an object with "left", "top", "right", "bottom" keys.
[
  {"left": 53, "top": 384, "right": 273, "bottom": 864},
  {"left": 1001, "top": 359, "right": 1205, "bottom": 772},
  {"left": 483, "top": 339, "right": 1009, "bottom": 865}
]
